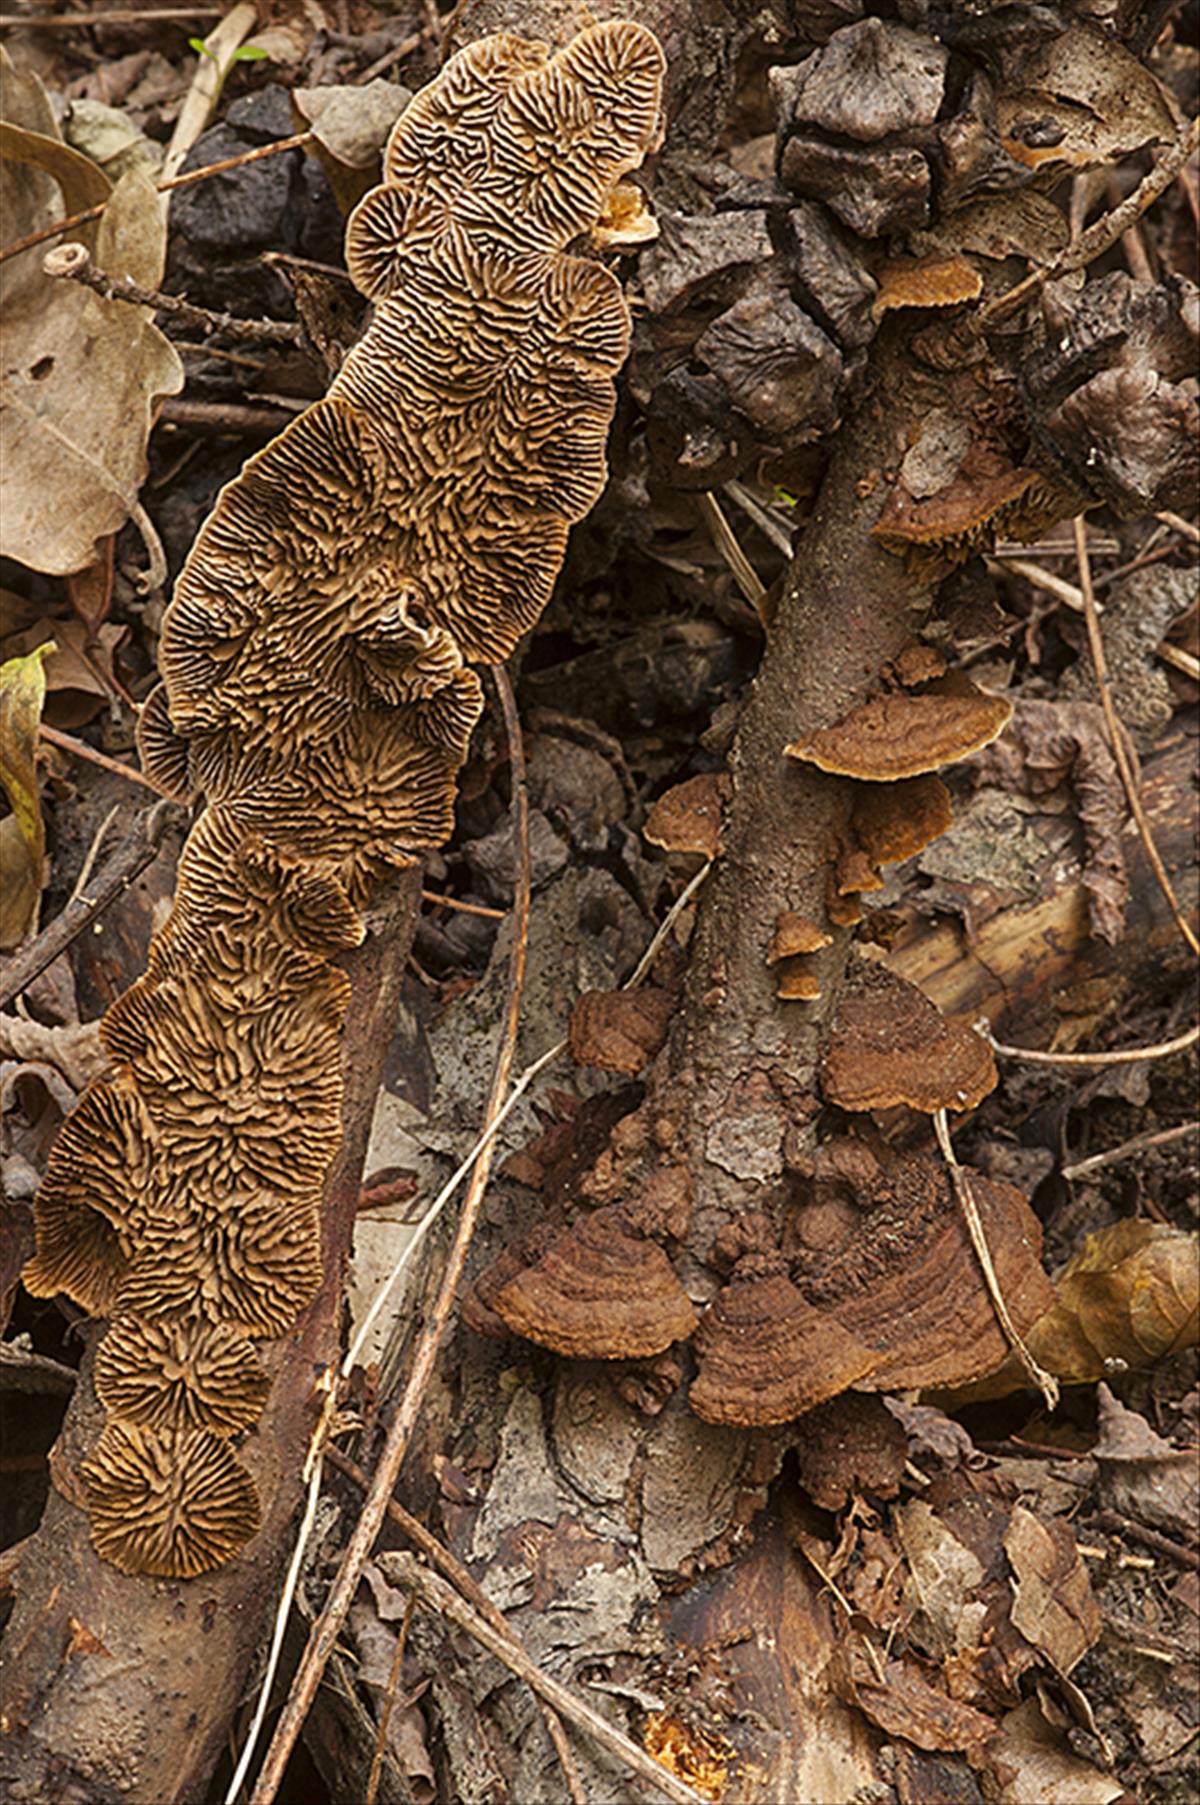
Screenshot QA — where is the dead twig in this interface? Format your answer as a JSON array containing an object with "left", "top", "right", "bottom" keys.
[
  {"left": 1074, "top": 516, "right": 1200, "bottom": 959},
  {"left": 0, "top": 7, "right": 222, "bottom": 23},
  {"left": 1061, "top": 1120, "right": 1197, "bottom": 1179},
  {"left": 1157, "top": 641, "right": 1200, "bottom": 682},
  {"left": 39, "top": 721, "right": 172, "bottom": 796},
  {"left": 0, "top": 799, "right": 183, "bottom": 1010},
  {"left": 1156, "top": 509, "right": 1200, "bottom": 545},
  {"left": 985, "top": 553, "right": 1088, "bottom": 615},
  {"left": 326, "top": 1447, "right": 588, "bottom": 1805},
  {"left": 1092, "top": 1508, "right": 1200, "bottom": 1573},
  {"left": 248, "top": 667, "right": 533, "bottom": 1805},
  {"left": 42, "top": 242, "right": 300, "bottom": 343},
  {"left": 420, "top": 888, "right": 506, "bottom": 920},
  {"left": 364, "top": 1588, "right": 414, "bottom": 1805},
  {"left": 982, "top": 115, "right": 1200, "bottom": 323},
  {"left": 698, "top": 490, "right": 767, "bottom": 618},
  {"left": 379, "top": 1553, "right": 709, "bottom": 1805},
  {"left": 982, "top": 1021, "right": 1199, "bottom": 1068},
  {"left": 0, "top": 130, "right": 315, "bottom": 267},
  {"left": 934, "top": 1108, "right": 1059, "bottom": 1410}
]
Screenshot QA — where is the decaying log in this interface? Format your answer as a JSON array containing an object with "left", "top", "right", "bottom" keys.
[{"left": 0, "top": 867, "right": 421, "bottom": 1805}]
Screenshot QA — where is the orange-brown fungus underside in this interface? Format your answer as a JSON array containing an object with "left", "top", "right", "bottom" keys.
[{"left": 23, "top": 22, "right": 666, "bottom": 1578}]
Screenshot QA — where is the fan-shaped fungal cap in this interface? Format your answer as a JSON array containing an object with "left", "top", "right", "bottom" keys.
[
  {"left": 492, "top": 1207, "right": 697, "bottom": 1359},
  {"left": 872, "top": 254, "right": 982, "bottom": 319},
  {"left": 777, "top": 964, "right": 822, "bottom": 1001},
  {"left": 690, "top": 1253, "right": 878, "bottom": 1426},
  {"left": 644, "top": 773, "right": 727, "bottom": 857},
  {"left": 871, "top": 464, "right": 1073, "bottom": 570},
  {"left": 95, "top": 1315, "right": 270, "bottom": 1437},
  {"left": 767, "top": 912, "right": 832, "bottom": 963},
  {"left": 787, "top": 677, "right": 1012, "bottom": 781},
  {"left": 568, "top": 987, "right": 674, "bottom": 1076},
  {"left": 82, "top": 1422, "right": 261, "bottom": 1578},
  {"left": 795, "top": 1154, "right": 1056, "bottom": 1390},
  {"left": 822, "top": 960, "right": 996, "bottom": 1114},
  {"left": 837, "top": 773, "right": 953, "bottom": 893}
]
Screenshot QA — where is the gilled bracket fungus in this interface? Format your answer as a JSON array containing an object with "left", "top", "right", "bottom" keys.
[{"left": 23, "top": 22, "right": 666, "bottom": 1578}]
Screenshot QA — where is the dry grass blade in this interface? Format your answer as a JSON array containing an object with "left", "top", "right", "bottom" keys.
[
  {"left": 247, "top": 667, "right": 533, "bottom": 1805},
  {"left": 984, "top": 1022, "right": 1199, "bottom": 1067},
  {"left": 1062, "top": 1119, "right": 1197, "bottom": 1179},
  {"left": 698, "top": 490, "right": 767, "bottom": 617},
  {"left": 934, "top": 1108, "right": 1059, "bottom": 1410},
  {"left": 379, "top": 1552, "right": 710, "bottom": 1805},
  {"left": 1073, "top": 516, "right": 1200, "bottom": 960}
]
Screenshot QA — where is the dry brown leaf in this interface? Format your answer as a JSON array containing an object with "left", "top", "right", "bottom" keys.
[
  {"left": 292, "top": 81, "right": 412, "bottom": 212},
  {"left": 2, "top": 618, "right": 129, "bottom": 727},
  {"left": 994, "top": 22, "right": 1176, "bottom": 173},
  {"left": 838, "top": 1645, "right": 997, "bottom": 1756},
  {"left": 0, "top": 641, "right": 53, "bottom": 950},
  {"left": 0, "top": 55, "right": 183, "bottom": 576},
  {"left": 1092, "top": 1383, "right": 1198, "bottom": 1541},
  {"left": 1005, "top": 1505, "right": 1101, "bottom": 1678},
  {"left": 939, "top": 1220, "right": 1199, "bottom": 1404},
  {"left": 986, "top": 1699, "right": 1125, "bottom": 1805}
]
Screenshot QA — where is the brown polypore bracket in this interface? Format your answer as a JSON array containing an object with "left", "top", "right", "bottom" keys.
[
  {"left": 23, "top": 22, "right": 665, "bottom": 1577},
  {"left": 871, "top": 456, "right": 1077, "bottom": 574},
  {"left": 568, "top": 985, "right": 674, "bottom": 1076},
  {"left": 871, "top": 254, "right": 982, "bottom": 319},
  {"left": 835, "top": 773, "right": 953, "bottom": 896},
  {"left": 644, "top": 771, "right": 728, "bottom": 858},
  {"left": 821, "top": 960, "right": 997, "bottom": 1115},
  {"left": 794, "top": 1153, "right": 1057, "bottom": 1391},
  {"left": 786, "top": 673, "right": 1013, "bottom": 783},
  {"left": 490, "top": 1206, "right": 697, "bottom": 1360}
]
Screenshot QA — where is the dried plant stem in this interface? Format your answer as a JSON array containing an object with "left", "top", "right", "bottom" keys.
[
  {"left": 38, "top": 721, "right": 172, "bottom": 795},
  {"left": 1156, "top": 509, "right": 1200, "bottom": 545},
  {"left": 1062, "top": 1119, "right": 1197, "bottom": 1179},
  {"left": 67, "top": 802, "right": 121, "bottom": 904},
  {"left": 0, "top": 131, "right": 315, "bottom": 267},
  {"left": 982, "top": 115, "right": 1200, "bottom": 323},
  {"left": 934, "top": 1109, "right": 1059, "bottom": 1410},
  {"left": 0, "top": 799, "right": 182, "bottom": 1010},
  {"left": 985, "top": 553, "right": 1087, "bottom": 614},
  {"left": 42, "top": 242, "right": 300, "bottom": 343},
  {"left": 420, "top": 888, "right": 506, "bottom": 919},
  {"left": 381, "top": 1553, "right": 708, "bottom": 1805},
  {"left": 984, "top": 1022, "right": 1199, "bottom": 1067},
  {"left": 0, "top": 7, "right": 222, "bottom": 23},
  {"left": 1074, "top": 516, "right": 1200, "bottom": 959},
  {"left": 363, "top": 1588, "right": 414, "bottom": 1805},
  {"left": 1157, "top": 641, "right": 1200, "bottom": 681},
  {"left": 326, "top": 1448, "right": 588, "bottom": 1805},
  {"left": 698, "top": 490, "right": 767, "bottom": 616},
  {"left": 248, "top": 668, "right": 533, "bottom": 1805}
]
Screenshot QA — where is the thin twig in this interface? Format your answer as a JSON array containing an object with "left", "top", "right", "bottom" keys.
[
  {"left": 722, "top": 479, "right": 795, "bottom": 557},
  {"left": 0, "top": 7, "right": 222, "bottom": 23},
  {"left": 379, "top": 1553, "right": 709, "bottom": 1805},
  {"left": 364, "top": 1588, "right": 414, "bottom": 1805},
  {"left": 67, "top": 802, "right": 121, "bottom": 904},
  {"left": 0, "top": 130, "right": 315, "bottom": 267},
  {"left": 981, "top": 115, "right": 1200, "bottom": 323},
  {"left": 39, "top": 722, "right": 172, "bottom": 796},
  {"left": 985, "top": 553, "right": 1088, "bottom": 614},
  {"left": 0, "top": 799, "right": 183, "bottom": 1010},
  {"left": 1074, "top": 516, "right": 1200, "bottom": 959},
  {"left": 1157, "top": 641, "right": 1200, "bottom": 682},
  {"left": 248, "top": 668, "right": 533, "bottom": 1805},
  {"left": 420, "top": 888, "right": 506, "bottom": 920},
  {"left": 1061, "top": 1120, "right": 1197, "bottom": 1179},
  {"left": 983, "top": 1021, "right": 1199, "bottom": 1068},
  {"left": 326, "top": 1448, "right": 588, "bottom": 1805},
  {"left": 1092, "top": 1508, "right": 1200, "bottom": 1572},
  {"left": 1156, "top": 509, "right": 1200, "bottom": 545},
  {"left": 42, "top": 241, "right": 300, "bottom": 343},
  {"left": 934, "top": 1108, "right": 1059, "bottom": 1410}
]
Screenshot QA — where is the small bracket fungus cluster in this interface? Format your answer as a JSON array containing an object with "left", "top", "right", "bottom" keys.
[{"left": 23, "top": 22, "right": 666, "bottom": 1578}]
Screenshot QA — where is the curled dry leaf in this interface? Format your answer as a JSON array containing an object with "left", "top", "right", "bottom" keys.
[
  {"left": 837, "top": 1646, "right": 997, "bottom": 1758},
  {"left": 0, "top": 641, "right": 53, "bottom": 951},
  {"left": 1092, "top": 1383, "right": 1198, "bottom": 1541},
  {"left": 942, "top": 1220, "right": 1198, "bottom": 1405},
  {"left": 1004, "top": 1504, "right": 1101, "bottom": 1679},
  {"left": 992, "top": 21, "right": 1176, "bottom": 173},
  {"left": 0, "top": 52, "right": 184, "bottom": 575}
]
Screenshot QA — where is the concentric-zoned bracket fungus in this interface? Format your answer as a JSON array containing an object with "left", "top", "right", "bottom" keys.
[
  {"left": 786, "top": 675, "right": 1013, "bottom": 783},
  {"left": 25, "top": 21, "right": 665, "bottom": 1577},
  {"left": 821, "top": 960, "right": 997, "bottom": 1116},
  {"left": 794, "top": 1154, "right": 1057, "bottom": 1391},
  {"left": 491, "top": 1207, "right": 697, "bottom": 1360},
  {"left": 836, "top": 773, "right": 953, "bottom": 895},
  {"left": 568, "top": 986, "right": 674, "bottom": 1076},
  {"left": 690, "top": 1248, "right": 878, "bottom": 1426},
  {"left": 644, "top": 771, "right": 728, "bottom": 858}
]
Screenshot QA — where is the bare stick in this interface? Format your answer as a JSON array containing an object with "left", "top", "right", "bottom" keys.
[
  {"left": 379, "top": 1553, "right": 708, "bottom": 1805},
  {"left": 985, "top": 553, "right": 1088, "bottom": 614},
  {"left": 0, "top": 799, "right": 183, "bottom": 1010},
  {"left": 39, "top": 721, "right": 172, "bottom": 796},
  {"left": 1156, "top": 509, "right": 1200, "bottom": 545},
  {"left": 42, "top": 242, "right": 300, "bottom": 343},
  {"left": 0, "top": 131, "right": 315, "bottom": 267},
  {"left": 1073, "top": 516, "right": 1200, "bottom": 959},
  {"left": 982, "top": 115, "right": 1200, "bottom": 323},
  {"left": 0, "top": 7, "right": 222, "bottom": 23},
  {"left": 1158, "top": 641, "right": 1200, "bottom": 681},
  {"left": 982, "top": 1021, "right": 1199, "bottom": 1068},
  {"left": 326, "top": 1448, "right": 588, "bottom": 1805},
  {"left": 1062, "top": 1119, "right": 1197, "bottom": 1179},
  {"left": 364, "top": 1588, "right": 414, "bottom": 1805},
  {"left": 698, "top": 490, "right": 767, "bottom": 616},
  {"left": 249, "top": 668, "right": 533, "bottom": 1805},
  {"left": 934, "top": 1108, "right": 1059, "bottom": 1410},
  {"left": 420, "top": 888, "right": 506, "bottom": 920}
]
